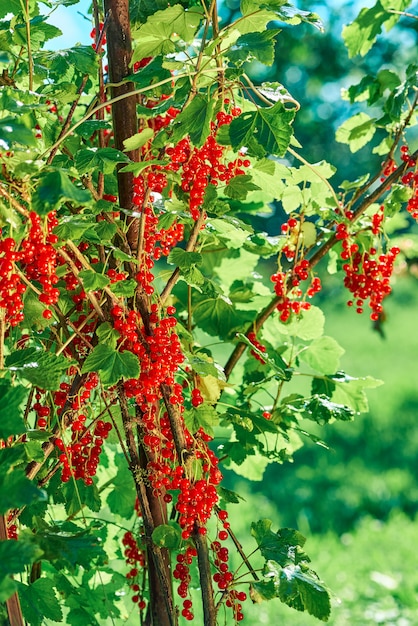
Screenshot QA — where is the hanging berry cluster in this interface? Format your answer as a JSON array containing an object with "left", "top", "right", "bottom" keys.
[{"left": 0, "top": 211, "right": 59, "bottom": 326}]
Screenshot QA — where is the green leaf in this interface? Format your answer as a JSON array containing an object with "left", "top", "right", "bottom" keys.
[
  {"left": 300, "top": 336, "right": 345, "bottom": 374},
  {"left": 332, "top": 374, "right": 383, "bottom": 413},
  {"left": 167, "top": 248, "right": 202, "bottom": 269},
  {"left": 286, "top": 307, "right": 324, "bottom": 340},
  {"left": 228, "top": 29, "right": 281, "bottom": 66},
  {"left": 109, "top": 279, "right": 137, "bottom": 297},
  {"left": 32, "top": 170, "right": 91, "bottom": 215},
  {"left": 123, "top": 128, "right": 154, "bottom": 151},
  {"left": 250, "top": 579, "right": 277, "bottom": 601},
  {"left": 384, "top": 183, "right": 413, "bottom": 216},
  {"left": 279, "top": 564, "right": 331, "bottom": 621},
  {"left": 0, "top": 576, "right": 17, "bottom": 603},
  {"left": 301, "top": 395, "right": 355, "bottom": 424},
  {"left": 75, "top": 148, "right": 130, "bottom": 175},
  {"left": 217, "top": 486, "right": 245, "bottom": 504},
  {"left": 78, "top": 269, "right": 110, "bottom": 291},
  {"left": 224, "top": 174, "right": 261, "bottom": 200},
  {"left": 132, "top": 5, "right": 203, "bottom": 59},
  {"left": 336, "top": 113, "right": 376, "bottom": 152},
  {"left": 228, "top": 101, "right": 295, "bottom": 157},
  {"left": 81, "top": 344, "right": 140, "bottom": 387},
  {"left": 60, "top": 480, "right": 101, "bottom": 516},
  {"left": 0, "top": 382, "right": 27, "bottom": 438},
  {"left": 18, "top": 578, "right": 63, "bottom": 626},
  {"left": 186, "top": 353, "right": 225, "bottom": 378},
  {"left": 74, "top": 120, "right": 112, "bottom": 138},
  {"left": 152, "top": 523, "right": 182, "bottom": 549},
  {"left": 193, "top": 295, "right": 251, "bottom": 339},
  {"left": 235, "top": 9, "right": 275, "bottom": 34},
  {"left": 0, "top": 540, "right": 42, "bottom": 580},
  {"left": 184, "top": 405, "right": 219, "bottom": 436},
  {"left": 6, "top": 348, "right": 72, "bottom": 391},
  {"left": 87, "top": 221, "right": 118, "bottom": 243},
  {"left": 53, "top": 217, "right": 95, "bottom": 241},
  {"left": 251, "top": 520, "right": 306, "bottom": 567},
  {"left": 119, "top": 159, "right": 168, "bottom": 174},
  {"left": 342, "top": 0, "right": 410, "bottom": 57},
  {"left": 170, "top": 95, "right": 215, "bottom": 147},
  {"left": 0, "top": 449, "right": 46, "bottom": 514},
  {"left": 208, "top": 217, "right": 251, "bottom": 249},
  {"left": 106, "top": 453, "right": 136, "bottom": 519},
  {"left": 96, "top": 322, "right": 119, "bottom": 350},
  {"left": 29, "top": 522, "right": 107, "bottom": 569},
  {"left": 0, "top": 116, "right": 37, "bottom": 148}
]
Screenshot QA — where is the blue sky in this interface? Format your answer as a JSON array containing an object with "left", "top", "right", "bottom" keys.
[{"left": 46, "top": 0, "right": 92, "bottom": 48}]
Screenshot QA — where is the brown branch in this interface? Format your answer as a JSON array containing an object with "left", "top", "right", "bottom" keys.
[
  {"left": 0, "top": 185, "right": 30, "bottom": 217},
  {"left": 104, "top": 0, "right": 140, "bottom": 252},
  {"left": 0, "top": 516, "right": 24, "bottom": 626},
  {"left": 193, "top": 530, "right": 217, "bottom": 626},
  {"left": 117, "top": 383, "right": 177, "bottom": 626}
]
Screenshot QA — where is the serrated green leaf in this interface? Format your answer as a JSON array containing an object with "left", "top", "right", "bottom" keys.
[
  {"left": 167, "top": 248, "right": 202, "bottom": 269},
  {"left": 279, "top": 564, "right": 331, "bottom": 621},
  {"left": 152, "top": 523, "right": 182, "bottom": 549},
  {"left": 184, "top": 405, "right": 219, "bottom": 436},
  {"left": 109, "top": 279, "right": 137, "bottom": 297},
  {"left": 384, "top": 183, "right": 413, "bottom": 216},
  {"left": 336, "top": 113, "right": 376, "bottom": 152},
  {"left": 6, "top": 348, "right": 73, "bottom": 391},
  {"left": 106, "top": 453, "right": 136, "bottom": 519},
  {"left": 29, "top": 523, "right": 106, "bottom": 569},
  {"left": 186, "top": 353, "right": 225, "bottom": 378},
  {"left": 281, "top": 307, "right": 322, "bottom": 340},
  {"left": 217, "top": 486, "right": 245, "bottom": 504},
  {"left": 53, "top": 217, "right": 95, "bottom": 241},
  {"left": 250, "top": 579, "right": 277, "bottom": 601},
  {"left": 0, "top": 540, "right": 41, "bottom": 582},
  {"left": 193, "top": 295, "right": 251, "bottom": 339},
  {"left": 170, "top": 94, "right": 215, "bottom": 147},
  {"left": 96, "top": 322, "right": 119, "bottom": 349},
  {"left": 229, "top": 102, "right": 295, "bottom": 157},
  {"left": 119, "top": 159, "right": 168, "bottom": 174},
  {"left": 75, "top": 148, "right": 130, "bottom": 175},
  {"left": 300, "top": 336, "right": 345, "bottom": 375},
  {"left": 18, "top": 578, "right": 63, "bottom": 626},
  {"left": 0, "top": 449, "right": 46, "bottom": 514},
  {"left": 251, "top": 520, "right": 306, "bottom": 566},
  {"left": 123, "top": 128, "right": 154, "bottom": 151},
  {"left": 0, "top": 382, "right": 27, "bottom": 439},
  {"left": 60, "top": 480, "right": 101, "bottom": 516},
  {"left": 235, "top": 9, "right": 274, "bottom": 34},
  {"left": 228, "top": 29, "right": 281, "bottom": 66},
  {"left": 132, "top": 5, "right": 203, "bottom": 60},
  {"left": 87, "top": 221, "right": 118, "bottom": 243},
  {"left": 74, "top": 120, "right": 112, "bottom": 138},
  {"left": 332, "top": 374, "right": 383, "bottom": 413},
  {"left": 342, "top": 0, "right": 410, "bottom": 58},
  {"left": 32, "top": 170, "right": 91, "bottom": 214},
  {"left": 79, "top": 269, "right": 110, "bottom": 291},
  {"left": 301, "top": 395, "right": 355, "bottom": 424},
  {"left": 208, "top": 218, "right": 250, "bottom": 249},
  {"left": 81, "top": 344, "right": 140, "bottom": 387},
  {"left": 224, "top": 174, "right": 261, "bottom": 200}
]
